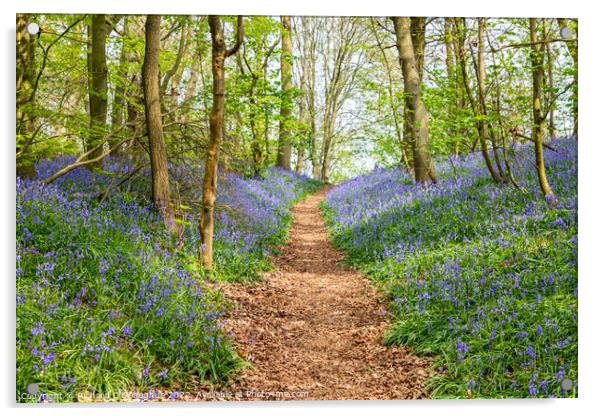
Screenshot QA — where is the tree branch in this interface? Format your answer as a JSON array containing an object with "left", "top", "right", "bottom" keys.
[
  {"left": 43, "top": 135, "right": 137, "bottom": 185},
  {"left": 225, "top": 16, "right": 244, "bottom": 58}
]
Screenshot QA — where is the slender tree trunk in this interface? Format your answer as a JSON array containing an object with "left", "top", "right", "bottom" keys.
[
  {"left": 455, "top": 17, "right": 501, "bottom": 183},
  {"left": 370, "top": 18, "right": 410, "bottom": 169},
  {"left": 477, "top": 19, "right": 506, "bottom": 182},
  {"left": 295, "top": 146, "right": 305, "bottom": 173},
  {"left": 199, "top": 16, "right": 243, "bottom": 271},
  {"left": 302, "top": 18, "right": 320, "bottom": 180},
  {"left": 16, "top": 13, "right": 37, "bottom": 178},
  {"left": 444, "top": 18, "right": 458, "bottom": 155},
  {"left": 180, "top": 58, "right": 200, "bottom": 128},
  {"left": 556, "top": 18, "right": 577, "bottom": 138},
  {"left": 87, "top": 14, "right": 108, "bottom": 169},
  {"left": 142, "top": 15, "right": 174, "bottom": 224},
  {"left": 529, "top": 18, "right": 555, "bottom": 201},
  {"left": 110, "top": 16, "right": 129, "bottom": 154},
  {"left": 247, "top": 71, "right": 263, "bottom": 175},
  {"left": 277, "top": 16, "right": 293, "bottom": 170},
  {"left": 160, "top": 19, "right": 188, "bottom": 98},
  {"left": 295, "top": 56, "right": 307, "bottom": 175},
  {"left": 124, "top": 17, "right": 145, "bottom": 161},
  {"left": 320, "top": 116, "right": 334, "bottom": 182},
  {"left": 392, "top": 17, "right": 436, "bottom": 185},
  {"left": 295, "top": 58, "right": 308, "bottom": 174},
  {"left": 545, "top": 24, "right": 556, "bottom": 140},
  {"left": 451, "top": 20, "right": 469, "bottom": 152}
]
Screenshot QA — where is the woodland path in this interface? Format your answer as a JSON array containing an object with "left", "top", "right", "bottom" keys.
[{"left": 221, "top": 187, "right": 431, "bottom": 400}]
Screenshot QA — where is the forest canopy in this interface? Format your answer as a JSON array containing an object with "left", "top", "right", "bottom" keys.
[{"left": 16, "top": 15, "right": 577, "bottom": 183}]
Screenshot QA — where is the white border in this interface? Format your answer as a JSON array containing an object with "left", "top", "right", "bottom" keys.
[{"left": 3, "top": 1, "right": 599, "bottom": 415}]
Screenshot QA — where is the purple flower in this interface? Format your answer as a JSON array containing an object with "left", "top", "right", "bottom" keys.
[
  {"left": 526, "top": 345, "right": 536, "bottom": 358},
  {"left": 121, "top": 324, "right": 132, "bottom": 337}
]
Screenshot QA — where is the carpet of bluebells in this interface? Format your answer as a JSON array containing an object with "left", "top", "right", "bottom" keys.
[
  {"left": 322, "top": 139, "right": 577, "bottom": 398},
  {"left": 16, "top": 157, "right": 319, "bottom": 402}
]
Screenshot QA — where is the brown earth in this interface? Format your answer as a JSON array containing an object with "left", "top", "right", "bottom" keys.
[{"left": 219, "top": 187, "right": 432, "bottom": 400}]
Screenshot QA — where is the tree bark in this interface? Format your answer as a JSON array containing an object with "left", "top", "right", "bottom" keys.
[
  {"left": 142, "top": 15, "right": 174, "bottom": 223},
  {"left": 556, "top": 18, "right": 577, "bottom": 138},
  {"left": 370, "top": 18, "right": 410, "bottom": 169},
  {"left": 16, "top": 13, "right": 37, "bottom": 178},
  {"left": 455, "top": 17, "right": 502, "bottom": 183},
  {"left": 199, "top": 15, "right": 243, "bottom": 271},
  {"left": 295, "top": 47, "right": 307, "bottom": 175},
  {"left": 476, "top": 18, "right": 505, "bottom": 182},
  {"left": 400, "top": 17, "right": 426, "bottom": 170},
  {"left": 110, "top": 16, "right": 128, "bottom": 153},
  {"left": 444, "top": 18, "right": 458, "bottom": 154},
  {"left": 392, "top": 17, "right": 436, "bottom": 185},
  {"left": 299, "top": 17, "right": 320, "bottom": 180},
  {"left": 295, "top": 48, "right": 308, "bottom": 174},
  {"left": 277, "top": 16, "right": 293, "bottom": 170},
  {"left": 87, "top": 14, "right": 109, "bottom": 169},
  {"left": 319, "top": 17, "right": 361, "bottom": 182},
  {"left": 529, "top": 18, "right": 555, "bottom": 201},
  {"left": 545, "top": 22, "right": 556, "bottom": 140}
]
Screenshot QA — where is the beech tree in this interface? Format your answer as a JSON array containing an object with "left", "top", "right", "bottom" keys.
[
  {"left": 529, "top": 18, "right": 555, "bottom": 202},
  {"left": 277, "top": 16, "right": 293, "bottom": 170},
  {"left": 392, "top": 17, "right": 436, "bottom": 184},
  {"left": 87, "top": 14, "right": 108, "bottom": 169},
  {"left": 199, "top": 16, "right": 244, "bottom": 271},
  {"left": 142, "top": 15, "right": 174, "bottom": 223},
  {"left": 16, "top": 13, "right": 36, "bottom": 179},
  {"left": 296, "top": 17, "right": 320, "bottom": 179}
]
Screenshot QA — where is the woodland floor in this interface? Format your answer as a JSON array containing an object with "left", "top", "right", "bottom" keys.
[{"left": 217, "top": 187, "right": 432, "bottom": 400}]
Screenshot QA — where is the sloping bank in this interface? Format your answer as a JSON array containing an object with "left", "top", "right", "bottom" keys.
[
  {"left": 321, "top": 139, "right": 577, "bottom": 398},
  {"left": 17, "top": 157, "right": 320, "bottom": 402}
]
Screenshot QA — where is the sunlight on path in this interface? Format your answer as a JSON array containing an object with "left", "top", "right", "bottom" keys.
[{"left": 221, "top": 187, "right": 431, "bottom": 400}]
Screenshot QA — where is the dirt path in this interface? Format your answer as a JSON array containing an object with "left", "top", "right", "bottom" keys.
[{"left": 222, "top": 187, "right": 431, "bottom": 400}]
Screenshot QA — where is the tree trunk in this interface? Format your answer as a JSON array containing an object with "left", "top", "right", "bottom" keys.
[
  {"left": 295, "top": 48, "right": 307, "bottom": 175},
  {"left": 320, "top": 116, "right": 334, "bottom": 182},
  {"left": 556, "top": 18, "right": 577, "bottom": 138},
  {"left": 199, "top": 15, "right": 243, "bottom": 271},
  {"left": 277, "top": 16, "right": 293, "bottom": 170},
  {"left": 529, "top": 18, "right": 555, "bottom": 201},
  {"left": 477, "top": 18, "right": 505, "bottom": 182},
  {"left": 110, "top": 16, "right": 128, "bottom": 154},
  {"left": 392, "top": 17, "right": 436, "bottom": 185},
  {"left": 444, "top": 18, "right": 457, "bottom": 154},
  {"left": 451, "top": 19, "right": 470, "bottom": 152},
  {"left": 16, "top": 13, "right": 37, "bottom": 179},
  {"left": 370, "top": 18, "right": 410, "bottom": 169},
  {"left": 455, "top": 17, "right": 502, "bottom": 183},
  {"left": 142, "top": 15, "right": 174, "bottom": 223},
  {"left": 246, "top": 70, "right": 263, "bottom": 175},
  {"left": 87, "top": 14, "right": 108, "bottom": 169},
  {"left": 300, "top": 17, "right": 320, "bottom": 180},
  {"left": 545, "top": 21, "right": 556, "bottom": 140}
]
